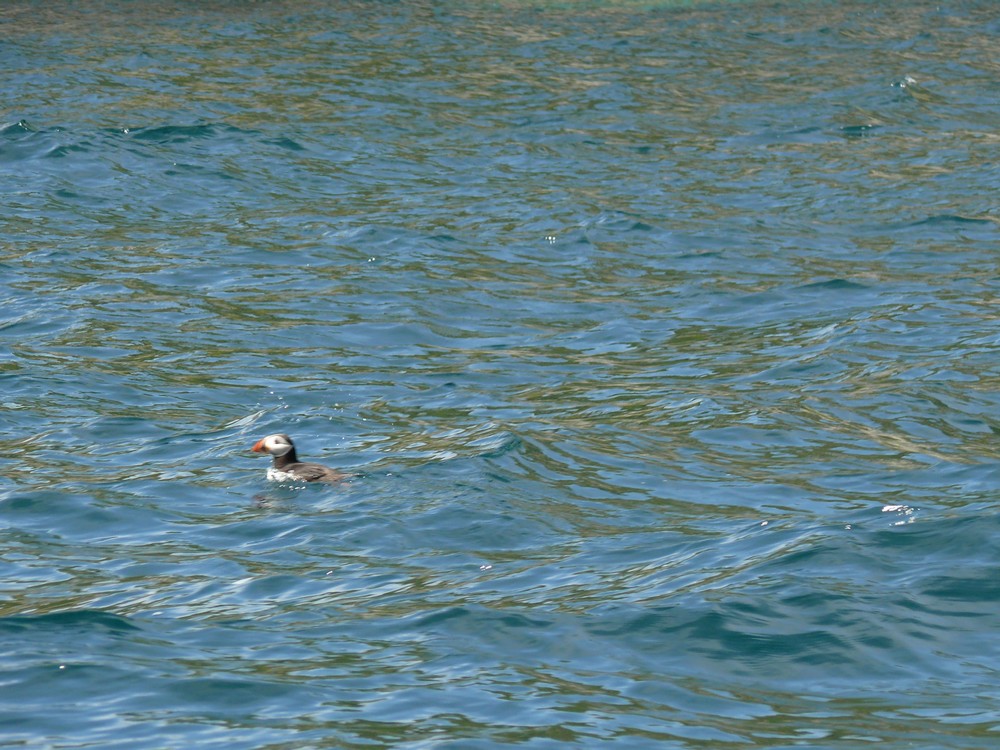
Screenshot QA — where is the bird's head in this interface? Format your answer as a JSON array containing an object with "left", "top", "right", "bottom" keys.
[{"left": 251, "top": 434, "right": 294, "bottom": 457}]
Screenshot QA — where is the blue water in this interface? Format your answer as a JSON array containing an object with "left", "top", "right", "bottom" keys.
[{"left": 2, "top": 0, "right": 1000, "bottom": 747}]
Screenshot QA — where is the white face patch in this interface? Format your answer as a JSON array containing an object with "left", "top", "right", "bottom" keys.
[{"left": 263, "top": 435, "right": 293, "bottom": 456}]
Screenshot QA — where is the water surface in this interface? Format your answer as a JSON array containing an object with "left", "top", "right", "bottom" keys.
[{"left": 2, "top": 0, "right": 999, "bottom": 747}]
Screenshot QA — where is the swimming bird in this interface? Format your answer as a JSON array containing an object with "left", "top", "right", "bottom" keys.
[{"left": 251, "top": 433, "right": 346, "bottom": 483}]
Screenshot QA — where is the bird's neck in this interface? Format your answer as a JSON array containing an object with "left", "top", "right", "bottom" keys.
[{"left": 274, "top": 447, "right": 299, "bottom": 468}]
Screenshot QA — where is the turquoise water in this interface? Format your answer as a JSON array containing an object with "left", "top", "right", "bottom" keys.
[{"left": 2, "top": 0, "right": 1000, "bottom": 747}]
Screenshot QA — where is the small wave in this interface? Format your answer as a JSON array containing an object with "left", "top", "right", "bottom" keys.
[
  {"left": 906, "top": 214, "right": 995, "bottom": 228},
  {"left": 0, "top": 609, "right": 140, "bottom": 635},
  {"left": 123, "top": 123, "right": 246, "bottom": 144}
]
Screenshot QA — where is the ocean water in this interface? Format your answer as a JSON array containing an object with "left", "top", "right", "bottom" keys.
[{"left": 2, "top": 0, "right": 999, "bottom": 747}]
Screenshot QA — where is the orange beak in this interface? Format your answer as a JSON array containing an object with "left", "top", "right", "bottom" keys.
[{"left": 251, "top": 439, "right": 267, "bottom": 453}]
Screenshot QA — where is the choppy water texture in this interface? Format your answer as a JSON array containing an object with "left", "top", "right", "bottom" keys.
[{"left": 2, "top": 0, "right": 1000, "bottom": 747}]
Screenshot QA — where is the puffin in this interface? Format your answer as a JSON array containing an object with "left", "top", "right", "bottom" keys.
[{"left": 251, "top": 434, "right": 346, "bottom": 483}]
